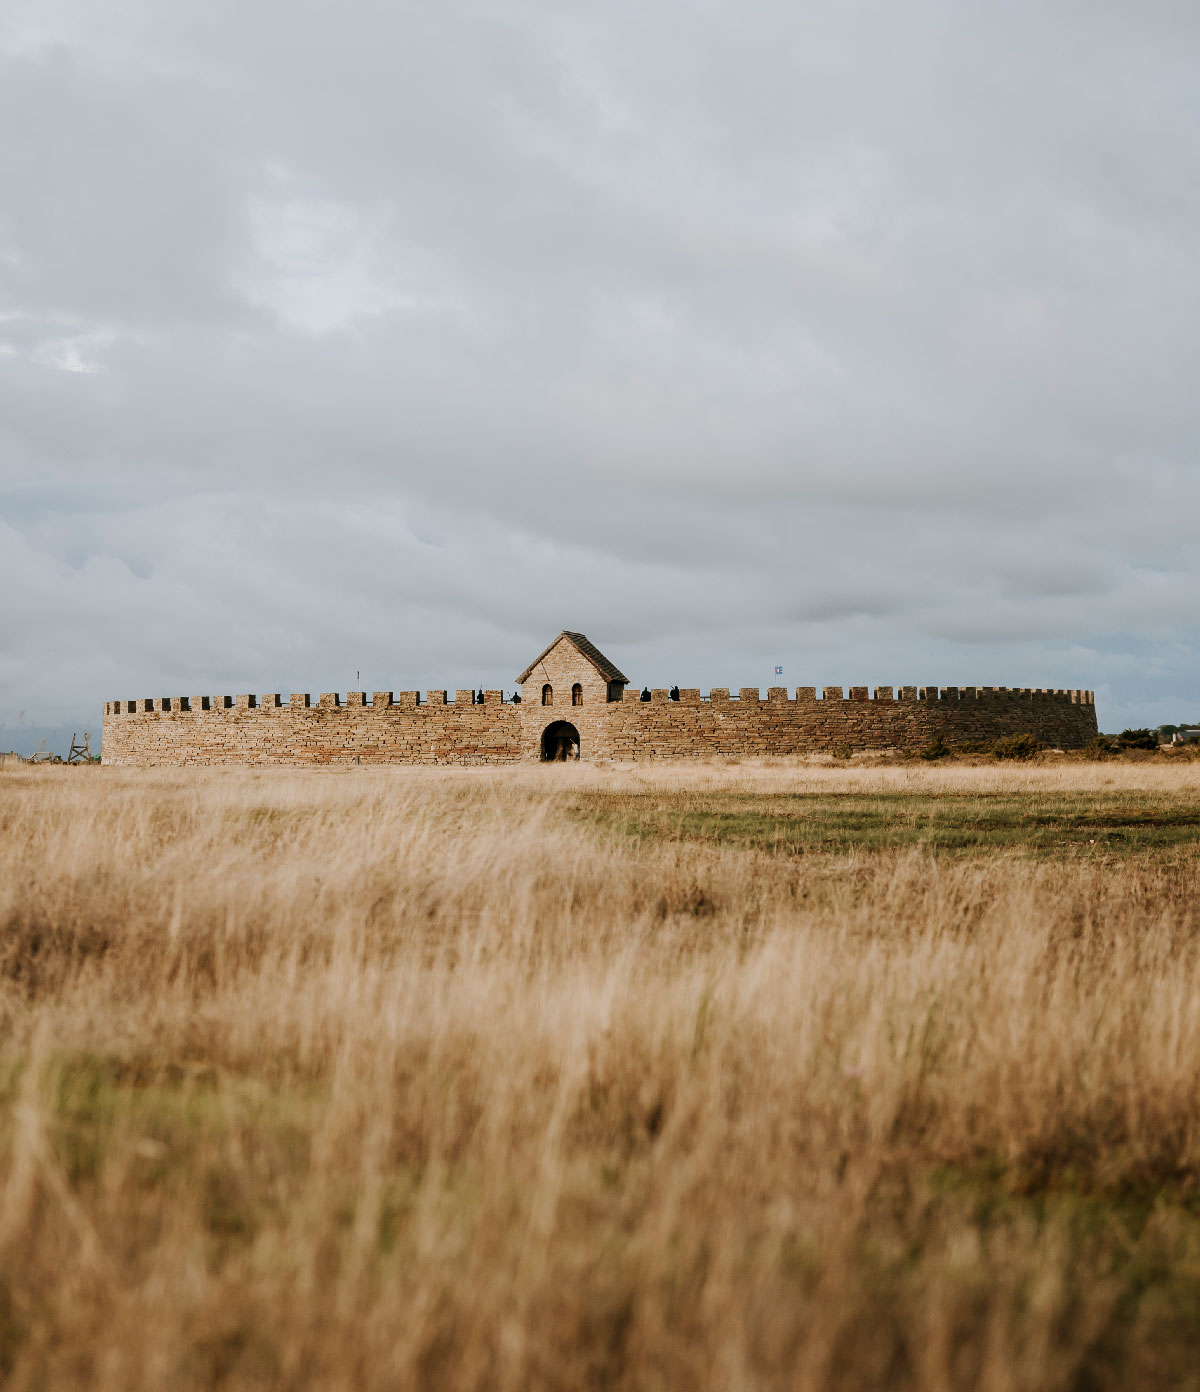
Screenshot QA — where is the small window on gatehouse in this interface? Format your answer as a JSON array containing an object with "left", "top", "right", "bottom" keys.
[
  {"left": 542, "top": 684, "right": 552, "bottom": 706},
  {"left": 571, "top": 683, "right": 582, "bottom": 706}
]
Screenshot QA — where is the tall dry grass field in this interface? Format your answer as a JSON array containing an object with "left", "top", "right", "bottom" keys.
[{"left": 1, "top": 759, "right": 1199, "bottom": 1390}]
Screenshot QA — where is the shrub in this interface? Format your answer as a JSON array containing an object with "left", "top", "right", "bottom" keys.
[
  {"left": 991, "top": 733, "right": 1041, "bottom": 761},
  {"left": 919, "top": 736, "right": 950, "bottom": 761},
  {"left": 1087, "top": 735, "right": 1118, "bottom": 759},
  {"left": 1117, "top": 729, "right": 1159, "bottom": 751}
]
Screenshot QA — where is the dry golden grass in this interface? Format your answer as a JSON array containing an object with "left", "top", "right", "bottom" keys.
[{"left": 1, "top": 759, "right": 1199, "bottom": 1390}]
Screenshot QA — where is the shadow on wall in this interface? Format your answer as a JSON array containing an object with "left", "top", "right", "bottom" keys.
[{"left": 540, "top": 721, "right": 580, "bottom": 762}]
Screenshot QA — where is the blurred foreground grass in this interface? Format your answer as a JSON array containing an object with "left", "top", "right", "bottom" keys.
[{"left": 0, "top": 759, "right": 1198, "bottom": 1390}]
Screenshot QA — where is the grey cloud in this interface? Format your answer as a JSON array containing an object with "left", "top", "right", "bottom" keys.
[{"left": 1, "top": 0, "right": 1198, "bottom": 750}]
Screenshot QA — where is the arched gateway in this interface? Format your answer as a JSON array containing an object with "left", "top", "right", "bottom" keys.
[{"left": 540, "top": 721, "right": 580, "bottom": 761}]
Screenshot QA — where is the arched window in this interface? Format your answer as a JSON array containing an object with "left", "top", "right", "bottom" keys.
[
  {"left": 542, "top": 684, "right": 552, "bottom": 706},
  {"left": 571, "top": 683, "right": 583, "bottom": 706}
]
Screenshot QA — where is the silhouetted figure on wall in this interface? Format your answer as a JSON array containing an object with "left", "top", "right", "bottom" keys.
[
  {"left": 669, "top": 686, "right": 679, "bottom": 701},
  {"left": 641, "top": 687, "right": 651, "bottom": 701},
  {"left": 511, "top": 691, "right": 521, "bottom": 703}
]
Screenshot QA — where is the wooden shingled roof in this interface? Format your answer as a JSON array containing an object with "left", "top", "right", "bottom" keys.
[{"left": 516, "top": 631, "right": 629, "bottom": 685}]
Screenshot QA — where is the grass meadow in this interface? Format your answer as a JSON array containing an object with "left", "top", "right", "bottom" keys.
[{"left": 1, "top": 757, "right": 1199, "bottom": 1390}]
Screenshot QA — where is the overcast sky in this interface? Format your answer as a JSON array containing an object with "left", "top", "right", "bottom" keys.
[{"left": 2, "top": 0, "right": 1198, "bottom": 750}]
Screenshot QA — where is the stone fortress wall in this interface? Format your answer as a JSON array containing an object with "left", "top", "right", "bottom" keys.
[{"left": 100, "top": 631, "right": 1098, "bottom": 766}]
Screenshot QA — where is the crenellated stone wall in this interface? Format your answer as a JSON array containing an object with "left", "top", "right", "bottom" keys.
[
  {"left": 591, "top": 684, "right": 1097, "bottom": 759},
  {"left": 101, "top": 674, "right": 1098, "bottom": 766},
  {"left": 101, "top": 691, "right": 524, "bottom": 766}
]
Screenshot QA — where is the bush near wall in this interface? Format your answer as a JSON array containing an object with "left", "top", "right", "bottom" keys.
[
  {"left": 1089, "top": 730, "right": 1161, "bottom": 757},
  {"left": 1118, "top": 728, "right": 1159, "bottom": 750},
  {"left": 991, "top": 733, "right": 1042, "bottom": 761}
]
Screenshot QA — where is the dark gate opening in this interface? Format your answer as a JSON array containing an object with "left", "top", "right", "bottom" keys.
[{"left": 540, "top": 721, "right": 580, "bottom": 762}]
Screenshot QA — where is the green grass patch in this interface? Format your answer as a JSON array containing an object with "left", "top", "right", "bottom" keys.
[{"left": 569, "top": 791, "right": 1200, "bottom": 859}]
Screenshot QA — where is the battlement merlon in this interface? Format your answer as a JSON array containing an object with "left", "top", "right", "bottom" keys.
[{"left": 103, "top": 685, "right": 1095, "bottom": 717}]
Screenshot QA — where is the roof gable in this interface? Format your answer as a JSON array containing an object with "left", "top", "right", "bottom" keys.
[{"left": 517, "top": 631, "right": 629, "bottom": 685}]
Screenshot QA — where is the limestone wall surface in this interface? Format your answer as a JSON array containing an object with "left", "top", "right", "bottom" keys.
[
  {"left": 101, "top": 691, "right": 523, "bottom": 766},
  {"left": 101, "top": 684, "right": 1098, "bottom": 766},
  {"left": 586, "top": 685, "right": 1097, "bottom": 759}
]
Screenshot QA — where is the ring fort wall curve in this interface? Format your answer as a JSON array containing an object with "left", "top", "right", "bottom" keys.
[{"left": 100, "top": 630, "right": 1098, "bottom": 766}]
